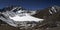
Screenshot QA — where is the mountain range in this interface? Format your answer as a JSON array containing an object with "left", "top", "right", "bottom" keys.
[{"left": 0, "top": 5, "right": 60, "bottom": 30}]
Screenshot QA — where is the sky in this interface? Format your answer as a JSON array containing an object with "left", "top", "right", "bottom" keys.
[{"left": 0, "top": 0, "right": 60, "bottom": 10}]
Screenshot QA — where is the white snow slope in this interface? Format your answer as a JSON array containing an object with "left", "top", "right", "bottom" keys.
[{"left": 9, "top": 13, "right": 44, "bottom": 22}]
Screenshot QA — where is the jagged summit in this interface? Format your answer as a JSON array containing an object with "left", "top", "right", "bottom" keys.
[{"left": 1, "top": 6, "right": 25, "bottom": 12}]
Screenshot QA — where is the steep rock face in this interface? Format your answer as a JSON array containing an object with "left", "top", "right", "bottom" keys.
[
  {"left": 32, "top": 5, "right": 60, "bottom": 30},
  {"left": 32, "top": 5, "right": 60, "bottom": 19},
  {"left": 32, "top": 8, "right": 50, "bottom": 19}
]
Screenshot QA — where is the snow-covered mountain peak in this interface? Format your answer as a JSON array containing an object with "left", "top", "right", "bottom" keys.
[
  {"left": 49, "top": 6, "right": 56, "bottom": 14},
  {"left": 0, "top": 6, "right": 44, "bottom": 27},
  {"left": 49, "top": 5, "right": 60, "bottom": 14},
  {"left": 1, "top": 6, "right": 44, "bottom": 22}
]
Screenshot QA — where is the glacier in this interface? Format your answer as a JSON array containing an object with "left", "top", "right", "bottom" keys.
[{"left": 9, "top": 13, "right": 44, "bottom": 22}]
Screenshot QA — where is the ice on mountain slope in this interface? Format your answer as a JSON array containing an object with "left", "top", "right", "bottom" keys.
[
  {"left": 8, "top": 7, "right": 44, "bottom": 22},
  {"left": 9, "top": 13, "right": 44, "bottom": 22},
  {"left": 49, "top": 6, "right": 57, "bottom": 14},
  {"left": 51, "top": 6, "right": 57, "bottom": 12},
  {"left": 49, "top": 10, "right": 53, "bottom": 14}
]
